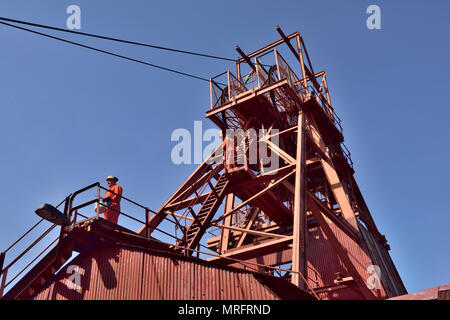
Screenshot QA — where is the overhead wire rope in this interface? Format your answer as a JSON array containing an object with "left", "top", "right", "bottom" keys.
[
  {"left": 0, "top": 16, "right": 237, "bottom": 62},
  {"left": 0, "top": 20, "right": 223, "bottom": 83}
]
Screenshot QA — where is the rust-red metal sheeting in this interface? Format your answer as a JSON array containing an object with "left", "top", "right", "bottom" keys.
[
  {"left": 31, "top": 244, "right": 312, "bottom": 300},
  {"left": 358, "top": 221, "right": 406, "bottom": 297},
  {"left": 389, "top": 284, "right": 450, "bottom": 300},
  {"left": 216, "top": 221, "right": 392, "bottom": 300},
  {"left": 227, "top": 249, "right": 292, "bottom": 270},
  {"left": 306, "top": 222, "right": 388, "bottom": 300}
]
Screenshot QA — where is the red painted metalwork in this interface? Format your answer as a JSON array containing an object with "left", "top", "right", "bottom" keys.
[
  {"left": 32, "top": 243, "right": 312, "bottom": 300},
  {"left": 1, "top": 26, "right": 409, "bottom": 300},
  {"left": 388, "top": 284, "right": 450, "bottom": 300}
]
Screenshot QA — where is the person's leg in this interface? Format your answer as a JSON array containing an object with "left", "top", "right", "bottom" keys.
[
  {"left": 104, "top": 206, "right": 120, "bottom": 224},
  {"left": 103, "top": 208, "right": 112, "bottom": 222},
  {"left": 109, "top": 212, "right": 119, "bottom": 224}
]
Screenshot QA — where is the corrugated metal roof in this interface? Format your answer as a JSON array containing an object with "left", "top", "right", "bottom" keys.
[
  {"left": 19, "top": 215, "right": 403, "bottom": 301},
  {"left": 32, "top": 243, "right": 313, "bottom": 300},
  {"left": 389, "top": 284, "right": 450, "bottom": 300}
]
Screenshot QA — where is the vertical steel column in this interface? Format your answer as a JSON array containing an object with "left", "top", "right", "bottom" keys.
[
  {"left": 209, "top": 79, "right": 213, "bottom": 110},
  {"left": 73, "top": 210, "right": 78, "bottom": 225},
  {"left": 236, "top": 59, "right": 241, "bottom": 89},
  {"left": 296, "top": 34, "right": 308, "bottom": 93},
  {"left": 145, "top": 208, "right": 150, "bottom": 238},
  {"left": 227, "top": 71, "right": 231, "bottom": 102},
  {"left": 0, "top": 268, "right": 7, "bottom": 298},
  {"left": 63, "top": 196, "right": 70, "bottom": 219},
  {"left": 322, "top": 73, "right": 332, "bottom": 107},
  {"left": 0, "top": 252, "right": 5, "bottom": 275},
  {"left": 96, "top": 185, "right": 100, "bottom": 219},
  {"left": 291, "top": 111, "right": 307, "bottom": 289},
  {"left": 220, "top": 193, "right": 234, "bottom": 253},
  {"left": 274, "top": 48, "right": 282, "bottom": 80},
  {"left": 0, "top": 251, "right": 5, "bottom": 298}
]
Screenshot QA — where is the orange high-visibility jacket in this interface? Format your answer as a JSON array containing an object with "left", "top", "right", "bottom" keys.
[
  {"left": 103, "top": 184, "right": 123, "bottom": 224},
  {"left": 104, "top": 184, "right": 123, "bottom": 207}
]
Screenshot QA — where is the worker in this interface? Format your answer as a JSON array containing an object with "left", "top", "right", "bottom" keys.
[{"left": 102, "top": 176, "right": 123, "bottom": 224}]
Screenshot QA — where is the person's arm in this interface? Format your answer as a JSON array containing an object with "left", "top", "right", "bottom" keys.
[{"left": 102, "top": 191, "right": 112, "bottom": 204}]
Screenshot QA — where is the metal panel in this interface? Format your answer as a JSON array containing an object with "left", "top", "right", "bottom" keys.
[
  {"left": 31, "top": 243, "right": 311, "bottom": 300},
  {"left": 358, "top": 220, "right": 405, "bottom": 297},
  {"left": 306, "top": 221, "right": 389, "bottom": 300},
  {"left": 228, "top": 249, "right": 292, "bottom": 269},
  {"left": 389, "top": 284, "right": 450, "bottom": 300},
  {"left": 438, "top": 289, "right": 450, "bottom": 300}
]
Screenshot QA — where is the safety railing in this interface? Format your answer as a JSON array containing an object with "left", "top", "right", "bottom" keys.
[
  {"left": 209, "top": 49, "right": 307, "bottom": 109},
  {"left": 209, "top": 49, "right": 344, "bottom": 136},
  {"left": 295, "top": 84, "right": 343, "bottom": 133},
  {"left": 210, "top": 50, "right": 288, "bottom": 111},
  {"left": 210, "top": 71, "right": 227, "bottom": 109},
  {"left": 252, "top": 50, "right": 277, "bottom": 87},
  {"left": 0, "top": 195, "right": 69, "bottom": 298},
  {"left": 170, "top": 164, "right": 223, "bottom": 245},
  {"left": 68, "top": 182, "right": 161, "bottom": 239},
  {"left": 1, "top": 180, "right": 321, "bottom": 298},
  {"left": 329, "top": 143, "right": 354, "bottom": 169},
  {"left": 0, "top": 183, "right": 184, "bottom": 298},
  {"left": 71, "top": 183, "right": 191, "bottom": 250},
  {"left": 210, "top": 70, "right": 249, "bottom": 110},
  {"left": 341, "top": 143, "right": 353, "bottom": 169},
  {"left": 274, "top": 49, "right": 303, "bottom": 93}
]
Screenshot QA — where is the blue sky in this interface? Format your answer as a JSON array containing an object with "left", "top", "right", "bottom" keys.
[{"left": 0, "top": 0, "right": 449, "bottom": 295}]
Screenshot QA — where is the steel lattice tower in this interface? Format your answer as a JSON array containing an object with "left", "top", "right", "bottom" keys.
[{"left": 141, "top": 26, "right": 406, "bottom": 299}]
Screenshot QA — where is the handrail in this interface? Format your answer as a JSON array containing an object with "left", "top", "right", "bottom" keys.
[
  {"left": 70, "top": 182, "right": 99, "bottom": 200},
  {"left": 98, "top": 185, "right": 156, "bottom": 214},
  {"left": 69, "top": 182, "right": 158, "bottom": 216},
  {"left": 2, "top": 196, "right": 67, "bottom": 256},
  {"left": 70, "top": 199, "right": 99, "bottom": 213},
  {"left": 68, "top": 187, "right": 184, "bottom": 245},
  {"left": 1, "top": 224, "right": 57, "bottom": 274},
  {"left": 68, "top": 182, "right": 172, "bottom": 242},
  {"left": 69, "top": 182, "right": 100, "bottom": 214},
  {"left": 90, "top": 202, "right": 146, "bottom": 225},
  {"left": 302, "top": 84, "right": 343, "bottom": 133},
  {"left": 2, "top": 219, "right": 44, "bottom": 255},
  {"left": 4, "top": 236, "right": 59, "bottom": 288},
  {"left": 0, "top": 195, "right": 69, "bottom": 297},
  {"left": 339, "top": 142, "right": 354, "bottom": 169},
  {"left": 210, "top": 48, "right": 344, "bottom": 137},
  {"left": 170, "top": 164, "right": 221, "bottom": 243},
  {"left": 0, "top": 183, "right": 174, "bottom": 298}
]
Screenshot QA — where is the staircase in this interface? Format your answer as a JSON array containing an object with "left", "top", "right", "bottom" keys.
[
  {"left": 178, "top": 172, "right": 229, "bottom": 255},
  {"left": 2, "top": 237, "right": 74, "bottom": 300}
]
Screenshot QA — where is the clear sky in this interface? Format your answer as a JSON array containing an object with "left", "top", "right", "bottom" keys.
[{"left": 0, "top": 0, "right": 448, "bottom": 295}]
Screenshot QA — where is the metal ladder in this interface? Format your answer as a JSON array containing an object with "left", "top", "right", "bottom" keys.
[{"left": 178, "top": 172, "right": 229, "bottom": 255}]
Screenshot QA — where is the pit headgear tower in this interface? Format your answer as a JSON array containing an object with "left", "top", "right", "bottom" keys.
[{"left": 143, "top": 26, "right": 406, "bottom": 299}]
